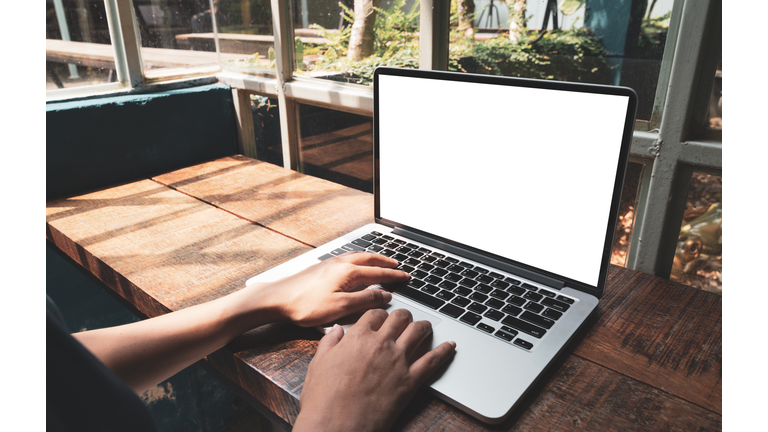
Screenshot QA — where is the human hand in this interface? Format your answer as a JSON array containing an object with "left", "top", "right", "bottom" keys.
[
  {"left": 253, "top": 252, "right": 410, "bottom": 327},
  {"left": 293, "top": 309, "right": 457, "bottom": 432}
]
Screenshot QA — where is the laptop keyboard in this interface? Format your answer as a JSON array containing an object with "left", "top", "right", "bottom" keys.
[{"left": 319, "top": 231, "right": 577, "bottom": 351}]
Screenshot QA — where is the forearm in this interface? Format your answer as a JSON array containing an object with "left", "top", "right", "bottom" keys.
[{"left": 73, "top": 285, "right": 280, "bottom": 394}]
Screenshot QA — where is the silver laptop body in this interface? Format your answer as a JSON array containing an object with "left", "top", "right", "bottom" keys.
[{"left": 246, "top": 67, "right": 637, "bottom": 423}]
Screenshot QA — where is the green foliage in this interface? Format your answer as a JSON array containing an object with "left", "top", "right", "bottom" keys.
[
  {"left": 299, "top": 0, "right": 420, "bottom": 85},
  {"left": 449, "top": 28, "right": 610, "bottom": 83},
  {"left": 637, "top": 12, "right": 671, "bottom": 60}
]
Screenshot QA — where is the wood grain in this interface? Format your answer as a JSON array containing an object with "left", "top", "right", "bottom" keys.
[
  {"left": 574, "top": 266, "right": 722, "bottom": 414},
  {"left": 153, "top": 155, "right": 374, "bottom": 247},
  {"left": 46, "top": 179, "right": 310, "bottom": 314}
]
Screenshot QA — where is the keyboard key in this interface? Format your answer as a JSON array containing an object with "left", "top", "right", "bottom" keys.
[
  {"left": 422, "top": 255, "right": 438, "bottom": 263},
  {"left": 398, "top": 264, "right": 415, "bottom": 274},
  {"left": 469, "top": 292, "right": 488, "bottom": 302},
  {"left": 490, "top": 289, "right": 510, "bottom": 300},
  {"left": 460, "top": 312, "right": 482, "bottom": 326},
  {"left": 507, "top": 285, "right": 525, "bottom": 296},
  {"left": 451, "top": 296, "right": 471, "bottom": 307},
  {"left": 556, "top": 295, "right": 575, "bottom": 304},
  {"left": 408, "top": 250, "right": 425, "bottom": 259},
  {"left": 490, "top": 280, "right": 510, "bottom": 289},
  {"left": 445, "top": 273, "right": 462, "bottom": 282},
  {"left": 418, "top": 262, "right": 435, "bottom": 271},
  {"left": 396, "top": 246, "right": 413, "bottom": 254},
  {"left": 434, "top": 259, "right": 451, "bottom": 268},
  {"left": 474, "top": 267, "right": 489, "bottom": 275},
  {"left": 331, "top": 247, "right": 347, "bottom": 255},
  {"left": 541, "top": 297, "right": 571, "bottom": 312},
  {"left": 539, "top": 289, "right": 556, "bottom": 298},
  {"left": 524, "top": 291, "right": 544, "bottom": 302},
  {"left": 447, "top": 264, "right": 464, "bottom": 273},
  {"left": 477, "top": 274, "right": 494, "bottom": 284},
  {"left": 368, "top": 231, "right": 382, "bottom": 237},
  {"left": 445, "top": 257, "right": 459, "bottom": 263},
  {"left": 379, "top": 249, "right": 395, "bottom": 257},
  {"left": 352, "top": 239, "right": 372, "bottom": 248},
  {"left": 318, "top": 253, "right": 334, "bottom": 261},
  {"left": 436, "top": 290, "right": 456, "bottom": 301},
  {"left": 468, "top": 302, "right": 488, "bottom": 314},
  {"left": 524, "top": 302, "right": 544, "bottom": 314},
  {"left": 430, "top": 252, "right": 445, "bottom": 259},
  {"left": 454, "top": 286, "right": 472, "bottom": 297},
  {"left": 408, "top": 279, "right": 425, "bottom": 289},
  {"left": 502, "top": 316, "right": 547, "bottom": 338},
  {"left": 417, "top": 247, "right": 433, "bottom": 254},
  {"left": 342, "top": 243, "right": 366, "bottom": 252},
  {"left": 459, "top": 278, "right": 478, "bottom": 288},
  {"left": 521, "top": 283, "right": 538, "bottom": 291},
  {"left": 502, "top": 304, "right": 522, "bottom": 316},
  {"left": 505, "top": 277, "right": 522, "bottom": 285},
  {"left": 488, "top": 271, "right": 505, "bottom": 279},
  {"left": 439, "top": 303, "right": 465, "bottom": 318},
  {"left": 438, "top": 280, "right": 457, "bottom": 290},
  {"left": 393, "top": 253, "right": 408, "bottom": 262},
  {"left": 475, "top": 284, "right": 493, "bottom": 294},
  {"left": 513, "top": 339, "right": 534, "bottom": 350},
  {"left": 460, "top": 269, "right": 479, "bottom": 279},
  {"left": 368, "top": 245, "right": 384, "bottom": 252},
  {"left": 495, "top": 329, "right": 516, "bottom": 342},
  {"left": 430, "top": 267, "right": 448, "bottom": 277},
  {"left": 372, "top": 237, "right": 388, "bottom": 245},
  {"left": 457, "top": 261, "right": 474, "bottom": 269},
  {"left": 477, "top": 323, "right": 495, "bottom": 333},
  {"left": 520, "top": 311, "right": 555, "bottom": 329},
  {"left": 411, "top": 270, "right": 429, "bottom": 279},
  {"left": 421, "top": 284, "right": 440, "bottom": 295},
  {"left": 506, "top": 295, "right": 526, "bottom": 306},
  {"left": 391, "top": 285, "right": 445, "bottom": 310},
  {"left": 486, "top": 298, "right": 505, "bottom": 310},
  {"left": 423, "top": 275, "right": 442, "bottom": 285},
  {"left": 392, "top": 239, "right": 405, "bottom": 245},
  {"left": 484, "top": 309, "right": 504, "bottom": 321},
  {"left": 543, "top": 308, "right": 563, "bottom": 320},
  {"left": 404, "top": 257, "right": 421, "bottom": 266}
]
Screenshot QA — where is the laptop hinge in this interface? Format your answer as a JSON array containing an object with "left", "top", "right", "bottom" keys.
[{"left": 392, "top": 227, "right": 566, "bottom": 290}]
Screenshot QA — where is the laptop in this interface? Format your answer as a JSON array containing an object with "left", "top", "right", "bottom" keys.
[{"left": 245, "top": 67, "right": 637, "bottom": 423}]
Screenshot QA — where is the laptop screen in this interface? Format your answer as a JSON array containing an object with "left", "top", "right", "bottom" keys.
[{"left": 376, "top": 70, "right": 633, "bottom": 289}]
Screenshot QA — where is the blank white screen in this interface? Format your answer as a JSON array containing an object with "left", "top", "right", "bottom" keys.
[{"left": 378, "top": 74, "right": 630, "bottom": 287}]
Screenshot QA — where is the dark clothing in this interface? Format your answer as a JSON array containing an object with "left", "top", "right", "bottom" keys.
[{"left": 46, "top": 297, "right": 157, "bottom": 432}]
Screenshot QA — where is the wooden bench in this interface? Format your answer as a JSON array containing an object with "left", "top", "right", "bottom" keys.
[{"left": 46, "top": 155, "right": 722, "bottom": 430}]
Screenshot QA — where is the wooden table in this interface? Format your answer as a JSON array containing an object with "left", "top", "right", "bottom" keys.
[{"left": 46, "top": 155, "right": 722, "bottom": 430}]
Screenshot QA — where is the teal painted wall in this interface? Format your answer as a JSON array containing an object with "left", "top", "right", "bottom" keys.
[{"left": 46, "top": 83, "right": 238, "bottom": 200}]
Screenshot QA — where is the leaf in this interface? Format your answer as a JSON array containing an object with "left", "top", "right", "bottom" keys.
[{"left": 559, "top": 0, "right": 585, "bottom": 15}]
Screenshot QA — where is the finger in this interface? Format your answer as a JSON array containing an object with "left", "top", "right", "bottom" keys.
[
  {"left": 409, "top": 341, "right": 457, "bottom": 383},
  {"left": 336, "top": 289, "right": 393, "bottom": 313},
  {"left": 377, "top": 308, "right": 413, "bottom": 341},
  {"left": 396, "top": 320, "right": 433, "bottom": 360},
  {"left": 353, "top": 308, "right": 389, "bottom": 333},
  {"left": 341, "top": 265, "right": 410, "bottom": 292},
  {"left": 335, "top": 251, "right": 399, "bottom": 268},
  {"left": 314, "top": 324, "right": 344, "bottom": 360}
]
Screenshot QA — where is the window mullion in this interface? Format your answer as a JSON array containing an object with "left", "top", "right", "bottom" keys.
[
  {"left": 631, "top": 0, "right": 716, "bottom": 278},
  {"left": 105, "top": 0, "right": 144, "bottom": 88},
  {"left": 270, "top": 0, "right": 300, "bottom": 170},
  {"left": 419, "top": 0, "right": 450, "bottom": 70}
]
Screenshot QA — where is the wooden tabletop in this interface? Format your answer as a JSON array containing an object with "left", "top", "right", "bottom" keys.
[{"left": 46, "top": 155, "right": 722, "bottom": 430}]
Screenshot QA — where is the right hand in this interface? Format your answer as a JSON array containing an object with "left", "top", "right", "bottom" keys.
[{"left": 293, "top": 308, "right": 457, "bottom": 432}]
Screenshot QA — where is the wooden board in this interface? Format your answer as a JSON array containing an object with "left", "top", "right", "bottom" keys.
[
  {"left": 573, "top": 266, "right": 722, "bottom": 414},
  {"left": 46, "top": 179, "right": 310, "bottom": 314},
  {"left": 153, "top": 155, "right": 374, "bottom": 247}
]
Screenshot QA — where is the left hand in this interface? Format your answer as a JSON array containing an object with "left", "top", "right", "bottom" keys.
[{"left": 247, "top": 252, "right": 410, "bottom": 327}]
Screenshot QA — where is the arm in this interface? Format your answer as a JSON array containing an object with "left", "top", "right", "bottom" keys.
[{"left": 73, "top": 252, "right": 409, "bottom": 394}]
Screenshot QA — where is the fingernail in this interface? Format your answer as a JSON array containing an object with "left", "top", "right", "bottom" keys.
[
  {"left": 449, "top": 341, "right": 457, "bottom": 349},
  {"left": 381, "top": 291, "right": 392, "bottom": 303}
]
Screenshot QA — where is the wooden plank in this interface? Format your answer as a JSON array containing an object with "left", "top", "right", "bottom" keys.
[
  {"left": 153, "top": 155, "right": 374, "bottom": 247},
  {"left": 46, "top": 179, "right": 311, "bottom": 313},
  {"left": 46, "top": 39, "right": 250, "bottom": 70},
  {"left": 573, "top": 265, "right": 722, "bottom": 414}
]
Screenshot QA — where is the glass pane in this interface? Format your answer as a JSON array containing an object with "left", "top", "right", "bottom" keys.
[
  {"left": 670, "top": 172, "right": 722, "bottom": 294},
  {"left": 292, "top": 0, "right": 420, "bottom": 86},
  {"left": 251, "top": 95, "right": 283, "bottom": 166},
  {"left": 46, "top": 0, "right": 114, "bottom": 91},
  {"left": 297, "top": 104, "right": 373, "bottom": 192},
  {"left": 706, "top": 62, "right": 722, "bottom": 131},
  {"left": 449, "top": 0, "right": 674, "bottom": 120},
  {"left": 216, "top": 0, "right": 276, "bottom": 76},
  {"left": 133, "top": 0, "right": 273, "bottom": 78},
  {"left": 610, "top": 162, "right": 644, "bottom": 267}
]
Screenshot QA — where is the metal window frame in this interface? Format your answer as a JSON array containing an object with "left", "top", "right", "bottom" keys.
[{"left": 46, "top": 0, "right": 722, "bottom": 281}]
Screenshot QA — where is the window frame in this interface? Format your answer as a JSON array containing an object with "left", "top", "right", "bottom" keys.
[{"left": 45, "top": 0, "right": 723, "bottom": 280}]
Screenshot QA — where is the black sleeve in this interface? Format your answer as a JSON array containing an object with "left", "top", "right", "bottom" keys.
[{"left": 46, "top": 297, "right": 158, "bottom": 432}]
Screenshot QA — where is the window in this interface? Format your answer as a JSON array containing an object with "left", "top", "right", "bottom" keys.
[{"left": 45, "top": 0, "right": 723, "bottom": 293}]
